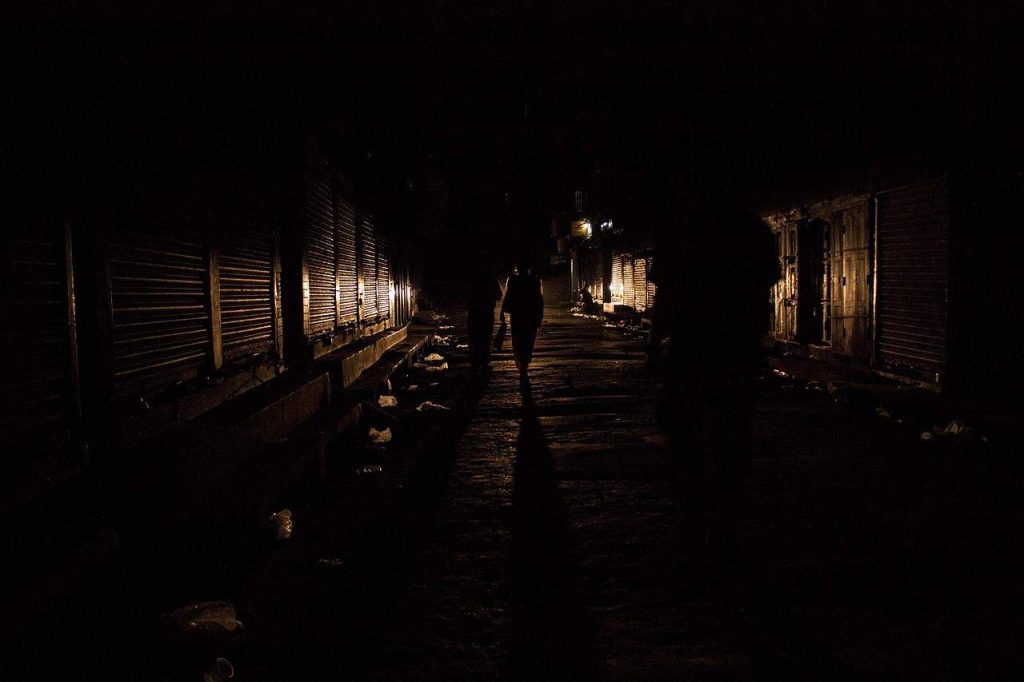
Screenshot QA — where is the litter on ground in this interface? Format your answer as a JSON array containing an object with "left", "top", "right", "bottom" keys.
[
  {"left": 368, "top": 427, "right": 392, "bottom": 444},
  {"left": 416, "top": 401, "right": 450, "bottom": 412}
]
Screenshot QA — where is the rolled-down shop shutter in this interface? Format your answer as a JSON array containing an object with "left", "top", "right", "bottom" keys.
[
  {"left": 360, "top": 216, "right": 380, "bottom": 320},
  {"left": 219, "top": 228, "right": 275, "bottom": 362},
  {"left": 632, "top": 256, "right": 648, "bottom": 312},
  {"left": 336, "top": 196, "right": 359, "bottom": 325},
  {"left": 376, "top": 239, "right": 391, "bottom": 321},
  {"left": 621, "top": 255, "right": 635, "bottom": 310},
  {"left": 304, "top": 172, "right": 337, "bottom": 337},
  {"left": 0, "top": 222, "right": 78, "bottom": 462},
  {"left": 108, "top": 230, "right": 211, "bottom": 397},
  {"left": 610, "top": 253, "right": 623, "bottom": 304},
  {"left": 876, "top": 179, "right": 950, "bottom": 382}
]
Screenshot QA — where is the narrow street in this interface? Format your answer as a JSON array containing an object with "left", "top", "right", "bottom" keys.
[
  {"left": 250, "top": 305, "right": 1022, "bottom": 680},
  {"left": 9, "top": 9, "right": 1024, "bottom": 679}
]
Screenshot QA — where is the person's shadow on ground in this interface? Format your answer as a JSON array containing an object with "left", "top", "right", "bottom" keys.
[{"left": 508, "top": 405, "right": 601, "bottom": 679}]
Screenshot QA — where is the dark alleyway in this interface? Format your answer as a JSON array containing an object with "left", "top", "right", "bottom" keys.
[{"left": 234, "top": 307, "right": 1023, "bottom": 680}]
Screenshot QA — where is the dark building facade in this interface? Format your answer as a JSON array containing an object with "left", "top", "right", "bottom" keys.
[
  {"left": 766, "top": 173, "right": 1024, "bottom": 398},
  {"left": 2, "top": 123, "right": 419, "bottom": 506}
]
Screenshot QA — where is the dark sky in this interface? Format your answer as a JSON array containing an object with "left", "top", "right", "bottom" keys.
[{"left": 6, "top": 1, "right": 1023, "bottom": 241}]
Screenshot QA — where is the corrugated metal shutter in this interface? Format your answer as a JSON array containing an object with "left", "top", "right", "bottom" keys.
[
  {"left": 336, "top": 196, "right": 359, "bottom": 324},
  {"left": 0, "top": 223, "right": 76, "bottom": 460},
  {"left": 304, "top": 173, "right": 336, "bottom": 336},
  {"left": 646, "top": 256, "right": 657, "bottom": 311},
  {"left": 633, "top": 256, "right": 648, "bottom": 311},
  {"left": 876, "top": 179, "right": 950, "bottom": 380},
  {"left": 360, "top": 216, "right": 380, "bottom": 320},
  {"left": 610, "top": 253, "right": 623, "bottom": 304},
  {"left": 622, "top": 255, "right": 635, "bottom": 309},
  {"left": 376, "top": 240, "right": 390, "bottom": 321},
  {"left": 109, "top": 230, "right": 211, "bottom": 396},
  {"left": 219, "top": 229, "right": 274, "bottom": 361}
]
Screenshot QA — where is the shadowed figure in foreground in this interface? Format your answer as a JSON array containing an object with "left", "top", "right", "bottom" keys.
[
  {"left": 500, "top": 258, "right": 544, "bottom": 397},
  {"left": 656, "top": 200, "right": 778, "bottom": 484},
  {"left": 653, "top": 196, "right": 779, "bottom": 562},
  {"left": 509, "top": 407, "right": 601, "bottom": 679}
]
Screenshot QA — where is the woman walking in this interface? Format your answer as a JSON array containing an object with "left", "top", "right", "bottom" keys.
[{"left": 499, "top": 258, "right": 544, "bottom": 393}]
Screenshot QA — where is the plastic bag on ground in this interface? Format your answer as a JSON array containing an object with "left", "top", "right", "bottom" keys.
[
  {"left": 377, "top": 395, "right": 398, "bottom": 408},
  {"left": 424, "top": 353, "right": 445, "bottom": 362},
  {"left": 369, "top": 426, "right": 392, "bottom": 444},
  {"left": 416, "top": 401, "right": 451, "bottom": 412}
]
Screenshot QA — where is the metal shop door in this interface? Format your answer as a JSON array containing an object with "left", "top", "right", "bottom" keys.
[
  {"left": 876, "top": 179, "right": 950, "bottom": 383},
  {"left": 827, "top": 202, "right": 871, "bottom": 358},
  {"left": 1, "top": 218, "right": 81, "bottom": 467}
]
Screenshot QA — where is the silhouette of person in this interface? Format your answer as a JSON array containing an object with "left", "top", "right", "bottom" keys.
[
  {"left": 466, "top": 261, "right": 503, "bottom": 377},
  {"left": 500, "top": 257, "right": 544, "bottom": 392}
]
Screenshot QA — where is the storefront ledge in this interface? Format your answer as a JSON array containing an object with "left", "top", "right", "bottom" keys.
[{"left": 321, "top": 324, "right": 410, "bottom": 389}]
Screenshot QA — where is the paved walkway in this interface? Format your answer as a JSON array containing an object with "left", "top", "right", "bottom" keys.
[
  {"left": 377, "top": 307, "right": 750, "bottom": 680},
  {"left": 245, "top": 306, "right": 1023, "bottom": 680}
]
